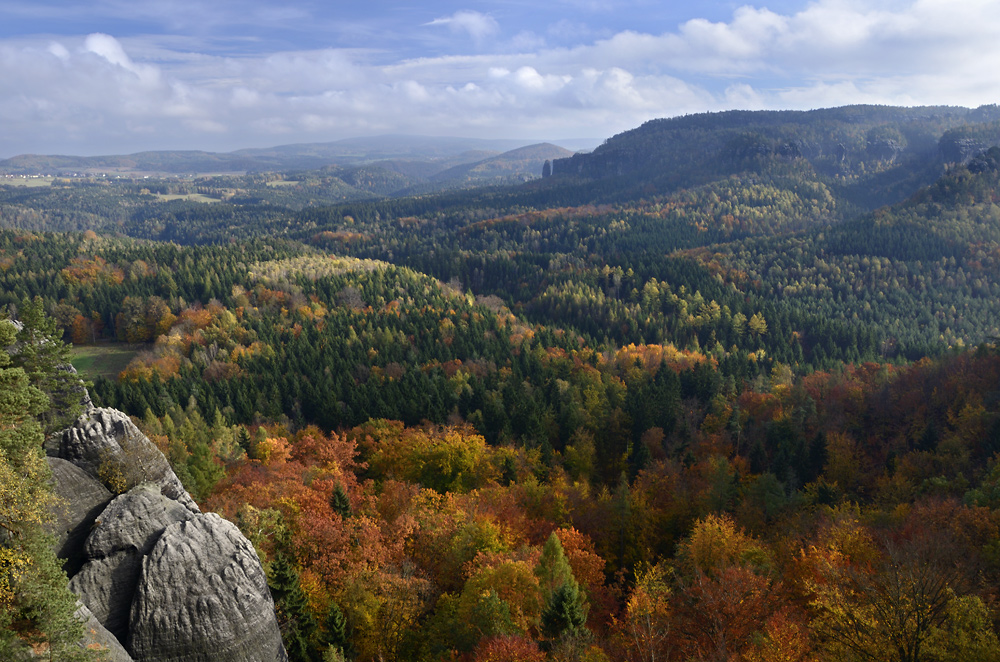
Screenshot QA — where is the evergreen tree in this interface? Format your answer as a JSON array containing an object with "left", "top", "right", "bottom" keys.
[
  {"left": 236, "top": 425, "right": 252, "bottom": 453},
  {"left": 187, "top": 438, "right": 224, "bottom": 502},
  {"left": 329, "top": 484, "right": 352, "bottom": 519},
  {"left": 536, "top": 532, "right": 574, "bottom": 602},
  {"left": 0, "top": 317, "right": 92, "bottom": 659},
  {"left": 540, "top": 580, "right": 588, "bottom": 641},
  {"left": 535, "top": 530, "right": 590, "bottom": 651},
  {"left": 269, "top": 554, "right": 320, "bottom": 662},
  {"left": 9, "top": 297, "right": 87, "bottom": 433},
  {"left": 322, "top": 602, "right": 348, "bottom": 652}
]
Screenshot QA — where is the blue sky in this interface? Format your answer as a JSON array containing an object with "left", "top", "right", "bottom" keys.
[{"left": 1, "top": 0, "right": 998, "bottom": 156}]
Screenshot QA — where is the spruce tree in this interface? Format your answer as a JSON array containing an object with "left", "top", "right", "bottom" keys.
[
  {"left": 536, "top": 532, "right": 573, "bottom": 601},
  {"left": 236, "top": 425, "right": 252, "bottom": 453},
  {"left": 269, "top": 554, "right": 320, "bottom": 662},
  {"left": 329, "top": 484, "right": 351, "bottom": 519},
  {"left": 321, "top": 602, "right": 353, "bottom": 660},
  {"left": 541, "top": 580, "right": 588, "bottom": 640},
  {"left": 535, "top": 531, "right": 590, "bottom": 646}
]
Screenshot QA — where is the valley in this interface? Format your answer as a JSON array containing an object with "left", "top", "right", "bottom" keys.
[{"left": 5, "top": 105, "right": 1000, "bottom": 661}]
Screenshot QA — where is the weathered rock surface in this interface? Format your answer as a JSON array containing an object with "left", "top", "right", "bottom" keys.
[
  {"left": 69, "top": 485, "right": 195, "bottom": 640},
  {"left": 48, "top": 407, "right": 199, "bottom": 514},
  {"left": 127, "top": 513, "right": 287, "bottom": 662},
  {"left": 76, "top": 601, "right": 135, "bottom": 662},
  {"left": 60, "top": 362, "right": 94, "bottom": 410},
  {"left": 47, "top": 404, "right": 286, "bottom": 661},
  {"left": 45, "top": 457, "right": 113, "bottom": 574}
]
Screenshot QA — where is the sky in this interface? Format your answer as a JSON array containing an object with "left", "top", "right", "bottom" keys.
[{"left": 1, "top": 0, "right": 999, "bottom": 157}]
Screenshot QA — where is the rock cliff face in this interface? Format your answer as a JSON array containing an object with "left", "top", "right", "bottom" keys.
[
  {"left": 47, "top": 406, "right": 287, "bottom": 662},
  {"left": 70, "top": 485, "right": 196, "bottom": 641}
]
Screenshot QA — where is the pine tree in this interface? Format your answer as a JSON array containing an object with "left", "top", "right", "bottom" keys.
[{"left": 10, "top": 297, "right": 87, "bottom": 433}]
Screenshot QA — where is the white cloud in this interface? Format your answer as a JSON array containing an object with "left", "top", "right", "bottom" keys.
[
  {"left": 509, "top": 31, "right": 547, "bottom": 52},
  {"left": 426, "top": 10, "right": 500, "bottom": 41},
  {"left": 47, "top": 42, "right": 70, "bottom": 60},
  {"left": 84, "top": 33, "right": 132, "bottom": 68},
  {"left": 4, "top": 1, "right": 1000, "bottom": 156}
]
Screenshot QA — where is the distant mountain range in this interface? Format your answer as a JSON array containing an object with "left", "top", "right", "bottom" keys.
[{"left": 0, "top": 135, "right": 592, "bottom": 185}]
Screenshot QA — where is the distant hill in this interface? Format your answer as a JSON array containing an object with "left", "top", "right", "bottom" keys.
[
  {"left": 0, "top": 151, "right": 266, "bottom": 176},
  {"left": 429, "top": 143, "right": 574, "bottom": 185},
  {"left": 233, "top": 135, "right": 529, "bottom": 161},
  {"left": 328, "top": 144, "right": 578, "bottom": 196},
  {"left": 332, "top": 165, "right": 422, "bottom": 197},
  {"left": 0, "top": 135, "right": 557, "bottom": 177},
  {"left": 364, "top": 151, "right": 503, "bottom": 181}
]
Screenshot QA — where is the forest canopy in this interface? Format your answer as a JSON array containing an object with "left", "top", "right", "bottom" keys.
[{"left": 5, "top": 105, "right": 1000, "bottom": 660}]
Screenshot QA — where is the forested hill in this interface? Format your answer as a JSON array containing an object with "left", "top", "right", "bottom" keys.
[
  {"left": 549, "top": 104, "right": 1000, "bottom": 209},
  {"left": 8, "top": 106, "right": 1000, "bottom": 660}
]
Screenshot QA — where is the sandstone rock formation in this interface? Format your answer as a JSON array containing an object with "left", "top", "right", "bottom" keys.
[
  {"left": 77, "top": 601, "right": 135, "bottom": 662},
  {"left": 48, "top": 406, "right": 287, "bottom": 662},
  {"left": 48, "top": 407, "right": 199, "bottom": 514},
  {"left": 46, "top": 457, "right": 113, "bottom": 574},
  {"left": 128, "top": 514, "right": 287, "bottom": 662},
  {"left": 70, "top": 485, "right": 195, "bottom": 640}
]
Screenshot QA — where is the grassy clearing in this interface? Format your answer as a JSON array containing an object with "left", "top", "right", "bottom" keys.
[
  {"left": 70, "top": 344, "right": 141, "bottom": 380},
  {"left": 0, "top": 176, "right": 54, "bottom": 187},
  {"left": 154, "top": 193, "right": 220, "bottom": 203}
]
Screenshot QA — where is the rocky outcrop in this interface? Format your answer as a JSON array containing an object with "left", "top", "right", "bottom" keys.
[
  {"left": 48, "top": 407, "right": 198, "bottom": 514},
  {"left": 940, "top": 136, "right": 989, "bottom": 164},
  {"left": 70, "top": 485, "right": 195, "bottom": 640},
  {"left": 867, "top": 137, "right": 903, "bottom": 163},
  {"left": 128, "top": 514, "right": 288, "bottom": 662},
  {"left": 47, "top": 406, "right": 287, "bottom": 662},
  {"left": 45, "top": 457, "right": 113, "bottom": 575},
  {"left": 61, "top": 362, "right": 94, "bottom": 410}
]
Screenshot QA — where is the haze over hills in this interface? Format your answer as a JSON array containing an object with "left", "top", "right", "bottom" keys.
[
  {"left": 428, "top": 143, "right": 574, "bottom": 184},
  {"left": 548, "top": 104, "right": 1000, "bottom": 208},
  {"left": 0, "top": 135, "right": 596, "bottom": 179}
]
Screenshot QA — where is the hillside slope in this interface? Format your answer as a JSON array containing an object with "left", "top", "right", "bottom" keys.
[{"left": 548, "top": 104, "right": 1000, "bottom": 211}]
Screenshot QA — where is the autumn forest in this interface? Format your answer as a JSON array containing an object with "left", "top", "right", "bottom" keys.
[{"left": 5, "top": 105, "right": 1000, "bottom": 661}]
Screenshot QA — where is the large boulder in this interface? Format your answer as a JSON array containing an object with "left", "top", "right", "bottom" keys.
[
  {"left": 45, "top": 457, "right": 113, "bottom": 574},
  {"left": 127, "top": 513, "right": 287, "bottom": 662},
  {"left": 69, "top": 485, "right": 195, "bottom": 640},
  {"left": 47, "top": 407, "right": 199, "bottom": 514}
]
